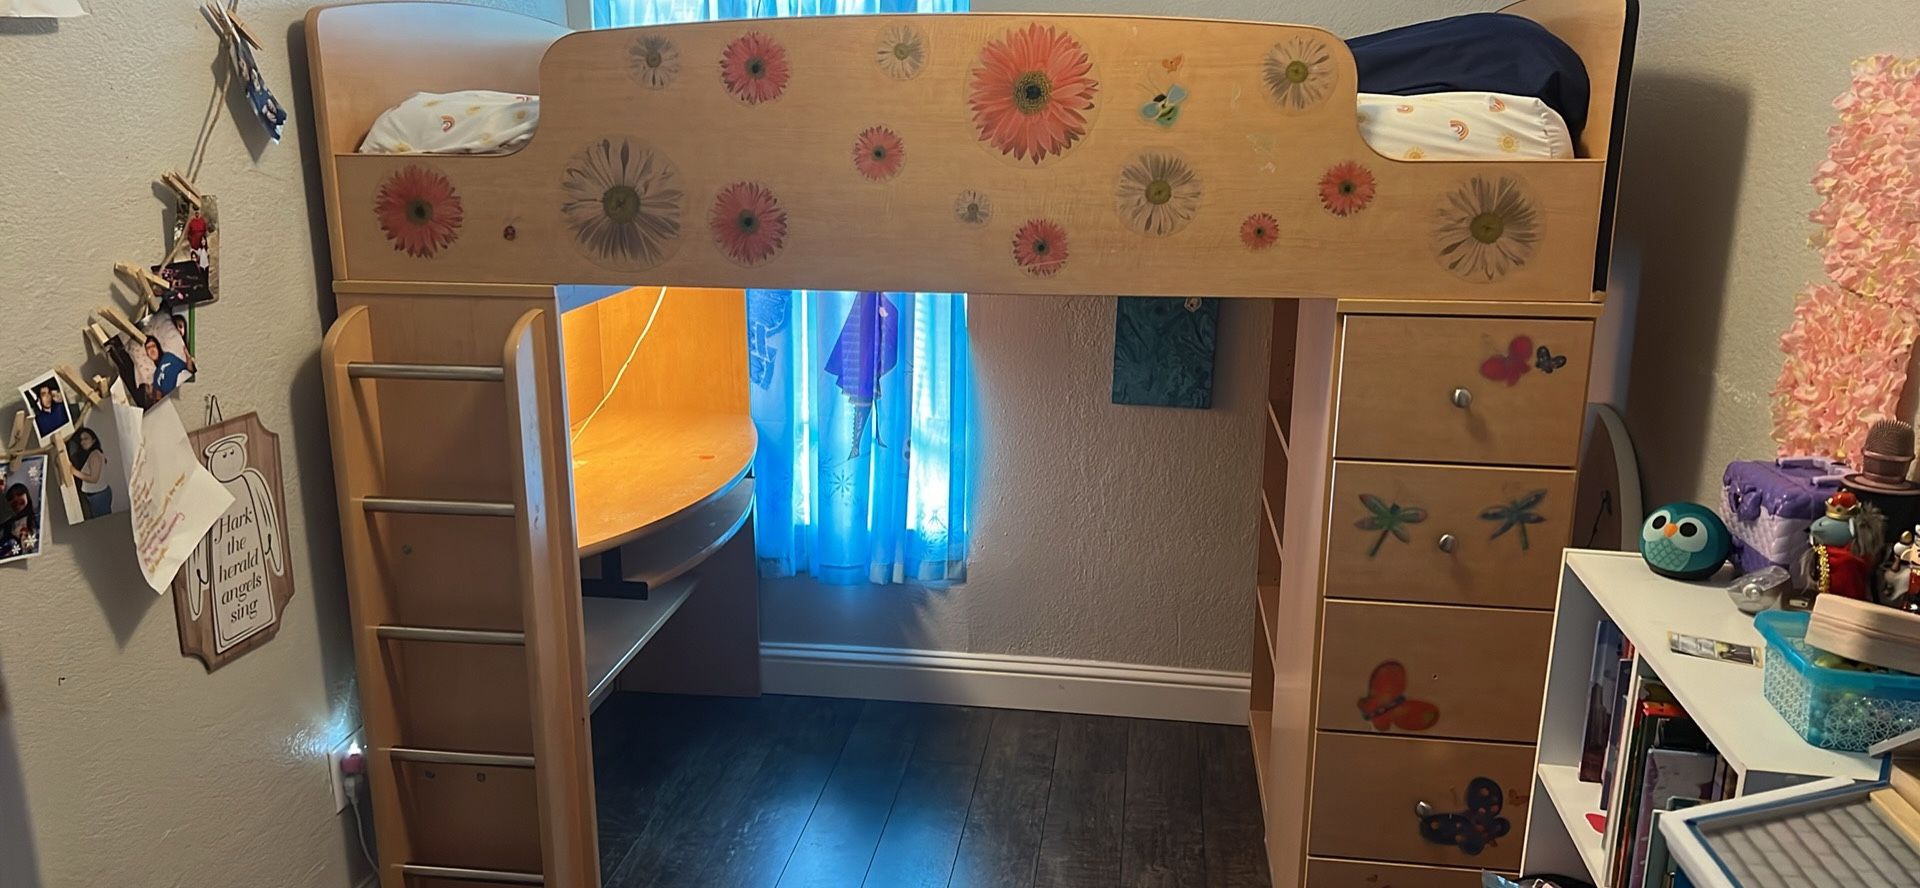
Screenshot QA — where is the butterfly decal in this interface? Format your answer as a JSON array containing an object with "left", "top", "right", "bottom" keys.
[
  {"left": 1140, "top": 83, "right": 1189, "bottom": 128},
  {"left": 1535, "top": 345, "right": 1566, "bottom": 373},
  {"left": 1479, "top": 336, "right": 1533, "bottom": 386},
  {"left": 1418, "top": 776, "right": 1511, "bottom": 855},
  {"left": 1357, "top": 661, "right": 1440, "bottom": 732},
  {"left": 1160, "top": 53, "right": 1184, "bottom": 72},
  {"left": 1448, "top": 119, "right": 1470, "bottom": 140}
]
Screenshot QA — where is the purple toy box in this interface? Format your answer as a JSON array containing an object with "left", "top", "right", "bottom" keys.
[{"left": 1719, "top": 458, "right": 1849, "bottom": 575}]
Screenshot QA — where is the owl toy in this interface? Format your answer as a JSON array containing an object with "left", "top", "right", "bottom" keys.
[{"left": 1640, "top": 503, "right": 1733, "bottom": 580}]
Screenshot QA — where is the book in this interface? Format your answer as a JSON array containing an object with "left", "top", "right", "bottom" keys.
[
  {"left": 1642, "top": 797, "right": 1707, "bottom": 888},
  {"left": 1626, "top": 748, "right": 1718, "bottom": 888},
  {"left": 1598, "top": 642, "right": 1641, "bottom": 809},
  {"left": 1607, "top": 698, "right": 1683, "bottom": 886},
  {"left": 1580, "top": 620, "right": 1628, "bottom": 782}
]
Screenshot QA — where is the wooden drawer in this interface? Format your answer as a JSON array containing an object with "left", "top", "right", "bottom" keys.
[
  {"left": 1306, "top": 857, "right": 1493, "bottom": 888},
  {"left": 1335, "top": 315, "right": 1591, "bottom": 466},
  {"left": 1324, "top": 461, "right": 1574, "bottom": 610},
  {"left": 1317, "top": 601, "right": 1551, "bottom": 743},
  {"left": 1308, "top": 732, "right": 1534, "bottom": 871}
]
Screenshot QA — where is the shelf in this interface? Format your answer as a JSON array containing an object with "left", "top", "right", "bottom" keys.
[
  {"left": 1537, "top": 763, "right": 1607, "bottom": 887},
  {"left": 1267, "top": 400, "right": 1290, "bottom": 459},
  {"left": 1260, "top": 489, "right": 1284, "bottom": 568},
  {"left": 1565, "top": 550, "right": 1879, "bottom": 782},
  {"left": 582, "top": 576, "right": 697, "bottom": 711},
  {"left": 570, "top": 411, "right": 755, "bottom": 556},
  {"left": 586, "top": 479, "right": 753, "bottom": 591},
  {"left": 1257, "top": 584, "right": 1280, "bottom": 666}
]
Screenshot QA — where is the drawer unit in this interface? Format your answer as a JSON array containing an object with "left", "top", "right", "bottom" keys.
[
  {"left": 1324, "top": 461, "right": 1576, "bottom": 610},
  {"left": 1317, "top": 600, "right": 1552, "bottom": 743},
  {"left": 1308, "top": 732, "right": 1535, "bottom": 871},
  {"left": 1334, "top": 315, "right": 1592, "bottom": 467},
  {"left": 1305, "top": 857, "right": 1494, "bottom": 888}
]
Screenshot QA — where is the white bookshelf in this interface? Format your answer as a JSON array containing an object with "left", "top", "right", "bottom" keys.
[{"left": 1519, "top": 549, "right": 1880, "bottom": 887}]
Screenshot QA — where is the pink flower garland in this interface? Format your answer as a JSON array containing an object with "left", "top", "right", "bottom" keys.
[{"left": 1772, "top": 55, "right": 1920, "bottom": 463}]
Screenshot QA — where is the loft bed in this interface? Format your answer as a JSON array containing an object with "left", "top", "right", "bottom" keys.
[{"left": 304, "top": 2, "right": 1635, "bottom": 887}]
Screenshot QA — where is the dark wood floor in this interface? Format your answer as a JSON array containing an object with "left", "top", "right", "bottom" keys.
[{"left": 591, "top": 694, "right": 1273, "bottom": 888}]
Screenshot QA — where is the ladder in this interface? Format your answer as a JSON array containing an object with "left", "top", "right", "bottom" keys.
[{"left": 322, "top": 304, "right": 597, "bottom": 887}]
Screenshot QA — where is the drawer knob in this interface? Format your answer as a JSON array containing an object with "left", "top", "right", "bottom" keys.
[
  {"left": 1437, "top": 533, "right": 1458, "bottom": 554},
  {"left": 1449, "top": 387, "right": 1473, "bottom": 409}
]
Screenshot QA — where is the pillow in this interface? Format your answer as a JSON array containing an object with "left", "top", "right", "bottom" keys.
[
  {"left": 359, "top": 90, "right": 539, "bottom": 155},
  {"left": 1356, "top": 91, "right": 1575, "bottom": 161},
  {"left": 1349, "top": 13, "right": 1591, "bottom": 138}
]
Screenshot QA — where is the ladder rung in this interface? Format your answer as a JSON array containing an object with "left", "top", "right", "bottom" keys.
[
  {"left": 386, "top": 747, "right": 535, "bottom": 768},
  {"left": 348, "top": 362, "right": 505, "bottom": 382},
  {"left": 361, "top": 496, "right": 515, "bottom": 517},
  {"left": 376, "top": 625, "right": 527, "bottom": 646},
  {"left": 399, "top": 864, "right": 543, "bottom": 885}
]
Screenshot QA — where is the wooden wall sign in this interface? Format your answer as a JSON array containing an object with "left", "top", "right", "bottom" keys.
[{"left": 171, "top": 412, "right": 293, "bottom": 671}]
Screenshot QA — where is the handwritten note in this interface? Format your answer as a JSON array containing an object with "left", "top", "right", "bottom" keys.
[{"left": 113, "top": 385, "right": 232, "bottom": 593}]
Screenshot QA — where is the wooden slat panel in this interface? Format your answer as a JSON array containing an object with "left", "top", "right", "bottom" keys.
[
  {"left": 324, "top": 14, "right": 1609, "bottom": 300},
  {"left": 1305, "top": 857, "right": 1491, "bottom": 888},
  {"left": 395, "top": 761, "right": 543, "bottom": 873}
]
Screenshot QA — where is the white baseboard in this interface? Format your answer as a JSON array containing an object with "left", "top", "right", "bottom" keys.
[{"left": 760, "top": 642, "right": 1251, "bottom": 725}]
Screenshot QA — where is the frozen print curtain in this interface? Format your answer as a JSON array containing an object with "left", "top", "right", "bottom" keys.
[{"left": 594, "top": 0, "right": 974, "bottom": 585}]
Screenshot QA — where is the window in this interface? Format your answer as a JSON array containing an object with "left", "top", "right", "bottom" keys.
[{"left": 594, "top": 0, "right": 974, "bottom": 585}]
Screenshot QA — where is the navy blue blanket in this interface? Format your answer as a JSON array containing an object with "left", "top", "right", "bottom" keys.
[{"left": 1350, "top": 12, "right": 1591, "bottom": 138}]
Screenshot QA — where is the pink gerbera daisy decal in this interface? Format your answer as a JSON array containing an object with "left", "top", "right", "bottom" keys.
[
  {"left": 374, "top": 165, "right": 464, "bottom": 258},
  {"left": 1318, "top": 161, "right": 1377, "bottom": 217},
  {"left": 1011, "top": 218, "right": 1069, "bottom": 276},
  {"left": 1241, "top": 213, "right": 1279, "bottom": 251},
  {"left": 720, "top": 31, "right": 790, "bottom": 105},
  {"left": 852, "top": 126, "right": 905, "bottom": 182},
  {"left": 709, "top": 181, "right": 788, "bottom": 266},
  {"left": 968, "top": 23, "right": 1099, "bottom": 164}
]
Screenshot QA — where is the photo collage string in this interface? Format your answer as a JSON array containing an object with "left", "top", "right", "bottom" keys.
[{"left": 2, "top": 1, "right": 286, "bottom": 580}]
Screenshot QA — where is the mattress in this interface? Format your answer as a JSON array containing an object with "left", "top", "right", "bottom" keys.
[{"left": 359, "top": 89, "right": 1576, "bottom": 161}]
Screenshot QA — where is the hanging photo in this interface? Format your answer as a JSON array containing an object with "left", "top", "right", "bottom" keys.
[
  {"left": 57, "top": 386, "right": 132, "bottom": 524},
  {"left": 108, "top": 310, "right": 199, "bottom": 410},
  {"left": 171, "top": 412, "right": 293, "bottom": 670},
  {"left": 232, "top": 34, "right": 286, "bottom": 142},
  {"left": 1, "top": 455, "right": 48, "bottom": 566},
  {"left": 19, "top": 370, "right": 76, "bottom": 446},
  {"left": 152, "top": 196, "right": 219, "bottom": 307}
]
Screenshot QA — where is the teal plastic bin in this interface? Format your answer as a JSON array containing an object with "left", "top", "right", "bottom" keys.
[{"left": 1756, "top": 610, "right": 1920, "bottom": 751}]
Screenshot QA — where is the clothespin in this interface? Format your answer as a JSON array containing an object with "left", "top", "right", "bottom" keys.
[
  {"left": 97, "top": 306, "right": 147, "bottom": 342},
  {"left": 114, "top": 262, "right": 171, "bottom": 311},
  {"left": 86, "top": 322, "right": 112, "bottom": 348},
  {"left": 56, "top": 365, "right": 102, "bottom": 408},
  {"left": 160, "top": 171, "right": 203, "bottom": 210},
  {"left": 203, "top": 1, "right": 261, "bottom": 50}
]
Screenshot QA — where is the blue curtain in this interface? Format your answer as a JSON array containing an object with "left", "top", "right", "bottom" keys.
[{"left": 595, "top": 0, "right": 973, "bottom": 585}]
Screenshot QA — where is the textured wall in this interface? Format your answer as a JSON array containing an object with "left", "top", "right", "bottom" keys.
[{"left": 0, "top": 1, "right": 562, "bottom": 885}]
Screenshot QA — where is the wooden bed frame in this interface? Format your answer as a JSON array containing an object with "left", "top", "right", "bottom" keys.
[{"left": 304, "top": 2, "right": 1636, "bottom": 886}]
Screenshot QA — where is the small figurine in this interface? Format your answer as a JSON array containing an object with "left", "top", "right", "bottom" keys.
[
  {"left": 1640, "top": 503, "right": 1734, "bottom": 580},
  {"left": 1795, "top": 491, "right": 1886, "bottom": 602},
  {"left": 1878, "top": 529, "right": 1920, "bottom": 611}
]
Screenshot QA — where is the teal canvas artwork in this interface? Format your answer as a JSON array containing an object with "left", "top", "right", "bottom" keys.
[{"left": 1112, "top": 296, "right": 1219, "bottom": 409}]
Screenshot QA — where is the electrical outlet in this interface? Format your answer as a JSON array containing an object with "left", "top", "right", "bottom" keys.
[{"left": 327, "top": 731, "right": 363, "bottom": 814}]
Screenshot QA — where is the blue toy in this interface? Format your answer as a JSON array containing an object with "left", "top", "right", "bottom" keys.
[{"left": 1640, "top": 502, "right": 1733, "bottom": 580}]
